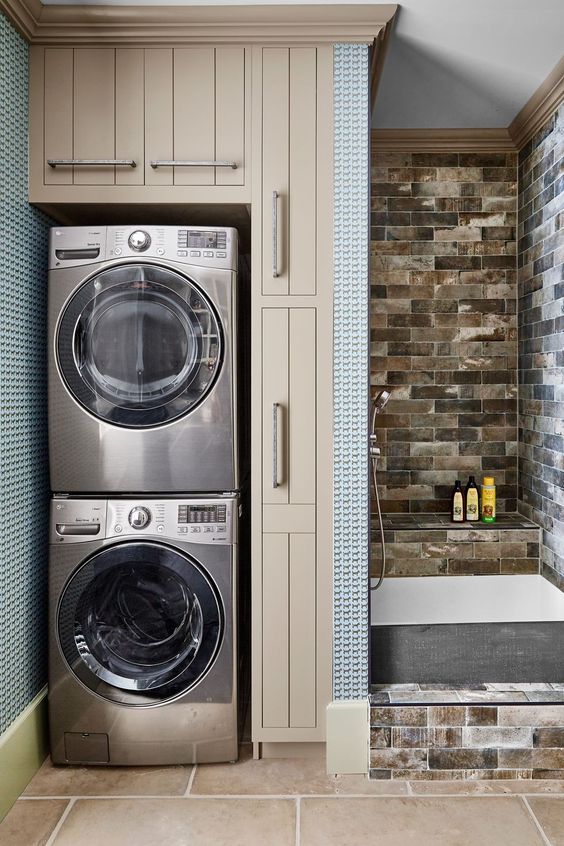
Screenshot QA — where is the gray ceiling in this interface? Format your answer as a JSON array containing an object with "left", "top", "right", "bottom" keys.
[{"left": 40, "top": 0, "right": 564, "bottom": 128}]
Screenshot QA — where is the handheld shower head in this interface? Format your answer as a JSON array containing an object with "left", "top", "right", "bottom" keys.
[{"left": 371, "top": 389, "right": 391, "bottom": 435}]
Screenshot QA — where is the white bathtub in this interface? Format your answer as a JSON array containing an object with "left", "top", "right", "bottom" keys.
[
  {"left": 370, "top": 575, "right": 564, "bottom": 684},
  {"left": 370, "top": 574, "right": 564, "bottom": 626}
]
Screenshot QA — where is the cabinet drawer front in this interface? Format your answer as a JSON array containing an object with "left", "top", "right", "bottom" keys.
[
  {"left": 262, "top": 532, "right": 316, "bottom": 729},
  {"left": 262, "top": 308, "right": 316, "bottom": 506}
]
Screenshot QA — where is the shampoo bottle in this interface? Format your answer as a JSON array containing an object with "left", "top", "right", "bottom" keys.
[
  {"left": 481, "top": 476, "right": 496, "bottom": 523},
  {"left": 465, "top": 476, "right": 480, "bottom": 522},
  {"left": 451, "top": 480, "right": 464, "bottom": 523}
]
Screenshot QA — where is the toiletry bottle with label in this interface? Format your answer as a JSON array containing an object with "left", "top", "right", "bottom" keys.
[
  {"left": 451, "top": 480, "right": 464, "bottom": 523},
  {"left": 465, "top": 476, "right": 479, "bottom": 522},
  {"left": 481, "top": 476, "right": 496, "bottom": 523}
]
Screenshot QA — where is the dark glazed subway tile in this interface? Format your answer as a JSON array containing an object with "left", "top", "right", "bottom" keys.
[
  {"left": 371, "top": 727, "right": 392, "bottom": 748},
  {"left": 412, "top": 153, "right": 459, "bottom": 166},
  {"left": 533, "top": 728, "right": 564, "bottom": 748},
  {"left": 466, "top": 707, "right": 498, "bottom": 726},
  {"left": 370, "top": 706, "right": 427, "bottom": 727}
]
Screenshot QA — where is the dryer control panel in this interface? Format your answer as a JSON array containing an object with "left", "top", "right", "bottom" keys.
[
  {"left": 50, "top": 497, "right": 237, "bottom": 545},
  {"left": 49, "top": 225, "right": 238, "bottom": 271}
]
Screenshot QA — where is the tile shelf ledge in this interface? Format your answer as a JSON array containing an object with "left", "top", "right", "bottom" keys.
[{"left": 376, "top": 513, "right": 539, "bottom": 532}]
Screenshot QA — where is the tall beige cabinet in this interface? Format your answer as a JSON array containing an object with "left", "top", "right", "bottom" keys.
[{"left": 250, "top": 46, "right": 334, "bottom": 753}]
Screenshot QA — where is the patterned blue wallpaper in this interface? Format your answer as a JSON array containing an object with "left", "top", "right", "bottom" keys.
[
  {"left": 332, "top": 43, "right": 370, "bottom": 700},
  {"left": 0, "top": 13, "right": 51, "bottom": 734}
]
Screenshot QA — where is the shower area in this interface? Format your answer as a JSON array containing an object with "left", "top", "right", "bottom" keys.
[{"left": 368, "top": 104, "right": 564, "bottom": 778}]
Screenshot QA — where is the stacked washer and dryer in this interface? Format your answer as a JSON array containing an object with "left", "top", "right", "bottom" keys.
[{"left": 48, "top": 226, "right": 241, "bottom": 765}]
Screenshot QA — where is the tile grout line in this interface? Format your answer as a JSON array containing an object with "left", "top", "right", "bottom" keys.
[
  {"left": 44, "top": 797, "right": 76, "bottom": 846},
  {"left": 405, "top": 781, "right": 414, "bottom": 795},
  {"left": 184, "top": 764, "right": 198, "bottom": 797},
  {"left": 17, "top": 790, "right": 564, "bottom": 801},
  {"left": 295, "top": 797, "right": 301, "bottom": 846},
  {"left": 520, "top": 796, "right": 554, "bottom": 846}
]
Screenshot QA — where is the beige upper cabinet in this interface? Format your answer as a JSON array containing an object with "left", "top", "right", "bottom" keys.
[
  {"left": 260, "top": 47, "right": 319, "bottom": 296},
  {"left": 29, "top": 46, "right": 250, "bottom": 203}
]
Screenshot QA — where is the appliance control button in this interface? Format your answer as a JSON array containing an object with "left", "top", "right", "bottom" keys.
[
  {"left": 190, "top": 250, "right": 201, "bottom": 257},
  {"left": 203, "top": 250, "right": 213, "bottom": 257},
  {"left": 178, "top": 526, "right": 188, "bottom": 533},
  {"left": 216, "top": 526, "right": 226, "bottom": 533},
  {"left": 177, "top": 250, "right": 188, "bottom": 257},
  {"left": 128, "top": 507, "right": 152, "bottom": 530},
  {"left": 204, "top": 526, "right": 214, "bottom": 533},
  {"left": 114, "top": 524, "right": 123, "bottom": 533},
  {"left": 156, "top": 524, "right": 165, "bottom": 533},
  {"left": 128, "top": 230, "right": 151, "bottom": 252},
  {"left": 217, "top": 251, "right": 227, "bottom": 258},
  {"left": 190, "top": 527, "right": 201, "bottom": 533},
  {"left": 156, "top": 247, "right": 165, "bottom": 256},
  {"left": 113, "top": 247, "right": 122, "bottom": 256}
]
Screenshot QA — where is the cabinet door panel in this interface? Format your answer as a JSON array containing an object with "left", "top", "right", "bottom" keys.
[
  {"left": 289, "top": 309, "right": 316, "bottom": 504},
  {"left": 215, "top": 47, "right": 245, "bottom": 186},
  {"left": 289, "top": 534, "right": 316, "bottom": 727},
  {"left": 289, "top": 49, "right": 317, "bottom": 295},
  {"left": 262, "top": 49, "right": 289, "bottom": 295},
  {"left": 44, "top": 49, "right": 73, "bottom": 185},
  {"left": 262, "top": 533, "right": 289, "bottom": 728},
  {"left": 145, "top": 49, "right": 173, "bottom": 185},
  {"left": 73, "top": 49, "right": 115, "bottom": 185},
  {"left": 115, "top": 49, "right": 144, "bottom": 186},
  {"left": 262, "top": 309, "right": 289, "bottom": 505},
  {"left": 173, "top": 48, "right": 215, "bottom": 186}
]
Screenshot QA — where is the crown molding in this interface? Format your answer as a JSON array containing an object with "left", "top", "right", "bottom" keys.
[
  {"left": 1, "top": 0, "right": 41, "bottom": 40},
  {"left": 371, "top": 127, "right": 516, "bottom": 152},
  {"left": 509, "top": 54, "right": 564, "bottom": 149},
  {"left": 1, "top": 1, "right": 397, "bottom": 45},
  {"left": 370, "top": 9, "right": 395, "bottom": 111}
]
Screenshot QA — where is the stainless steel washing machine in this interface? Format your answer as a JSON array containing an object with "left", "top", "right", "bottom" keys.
[
  {"left": 48, "top": 226, "right": 239, "bottom": 493},
  {"left": 48, "top": 495, "right": 238, "bottom": 765}
]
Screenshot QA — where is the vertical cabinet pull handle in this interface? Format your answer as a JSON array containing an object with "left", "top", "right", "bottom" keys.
[
  {"left": 273, "top": 402, "right": 281, "bottom": 488},
  {"left": 272, "top": 191, "right": 279, "bottom": 278}
]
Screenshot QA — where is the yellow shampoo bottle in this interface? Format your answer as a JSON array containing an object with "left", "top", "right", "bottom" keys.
[{"left": 481, "top": 476, "right": 496, "bottom": 523}]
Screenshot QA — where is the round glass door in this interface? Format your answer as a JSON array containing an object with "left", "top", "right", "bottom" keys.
[
  {"left": 57, "top": 264, "right": 223, "bottom": 427},
  {"left": 57, "top": 542, "right": 223, "bottom": 705}
]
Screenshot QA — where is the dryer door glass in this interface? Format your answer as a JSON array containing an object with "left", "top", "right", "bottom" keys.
[
  {"left": 57, "top": 542, "right": 224, "bottom": 705},
  {"left": 57, "top": 264, "right": 223, "bottom": 427}
]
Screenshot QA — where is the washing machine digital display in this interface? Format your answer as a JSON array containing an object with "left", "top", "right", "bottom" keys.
[{"left": 177, "top": 230, "right": 227, "bottom": 250}]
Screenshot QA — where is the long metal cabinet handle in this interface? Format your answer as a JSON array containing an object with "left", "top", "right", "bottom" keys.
[
  {"left": 47, "top": 159, "right": 136, "bottom": 167},
  {"left": 272, "top": 402, "right": 280, "bottom": 488},
  {"left": 272, "top": 191, "right": 279, "bottom": 278},
  {"left": 149, "top": 159, "right": 237, "bottom": 169}
]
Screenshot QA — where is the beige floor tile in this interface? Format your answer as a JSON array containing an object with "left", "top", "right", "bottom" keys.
[
  {"left": 24, "top": 758, "right": 192, "bottom": 796},
  {"left": 52, "top": 798, "right": 295, "bottom": 846},
  {"left": 0, "top": 799, "right": 68, "bottom": 846},
  {"left": 410, "top": 779, "right": 564, "bottom": 795},
  {"left": 300, "top": 797, "right": 546, "bottom": 846},
  {"left": 527, "top": 798, "right": 564, "bottom": 845},
  {"left": 192, "top": 746, "right": 407, "bottom": 795}
]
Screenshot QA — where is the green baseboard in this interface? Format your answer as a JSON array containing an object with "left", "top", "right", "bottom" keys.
[{"left": 0, "top": 688, "right": 48, "bottom": 821}]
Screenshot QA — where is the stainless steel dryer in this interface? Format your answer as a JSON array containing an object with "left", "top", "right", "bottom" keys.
[
  {"left": 49, "top": 495, "right": 238, "bottom": 765},
  {"left": 48, "top": 226, "right": 238, "bottom": 493}
]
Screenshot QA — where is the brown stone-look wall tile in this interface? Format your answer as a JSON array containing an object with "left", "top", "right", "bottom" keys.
[{"left": 371, "top": 148, "right": 518, "bottom": 516}]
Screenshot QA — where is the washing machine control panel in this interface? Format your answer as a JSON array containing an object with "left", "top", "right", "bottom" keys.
[
  {"left": 51, "top": 497, "right": 237, "bottom": 544},
  {"left": 49, "top": 226, "right": 238, "bottom": 271}
]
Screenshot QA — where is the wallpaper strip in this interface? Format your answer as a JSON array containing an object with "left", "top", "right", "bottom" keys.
[
  {"left": 332, "top": 42, "right": 370, "bottom": 700},
  {"left": 0, "top": 12, "right": 51, "bottom": 735}
]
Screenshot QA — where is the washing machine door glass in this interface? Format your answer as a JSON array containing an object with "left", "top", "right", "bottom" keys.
[
  {"left": 57, "top": 542, "right": 224, "bottom": 705},
  {"left": 57, "top": 264, "right": 223, "bottom": 427}
]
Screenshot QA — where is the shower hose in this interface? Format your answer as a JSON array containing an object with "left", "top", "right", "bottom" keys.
[{"left": 371, "top": 455, "right": 386, "bottom": 592}]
